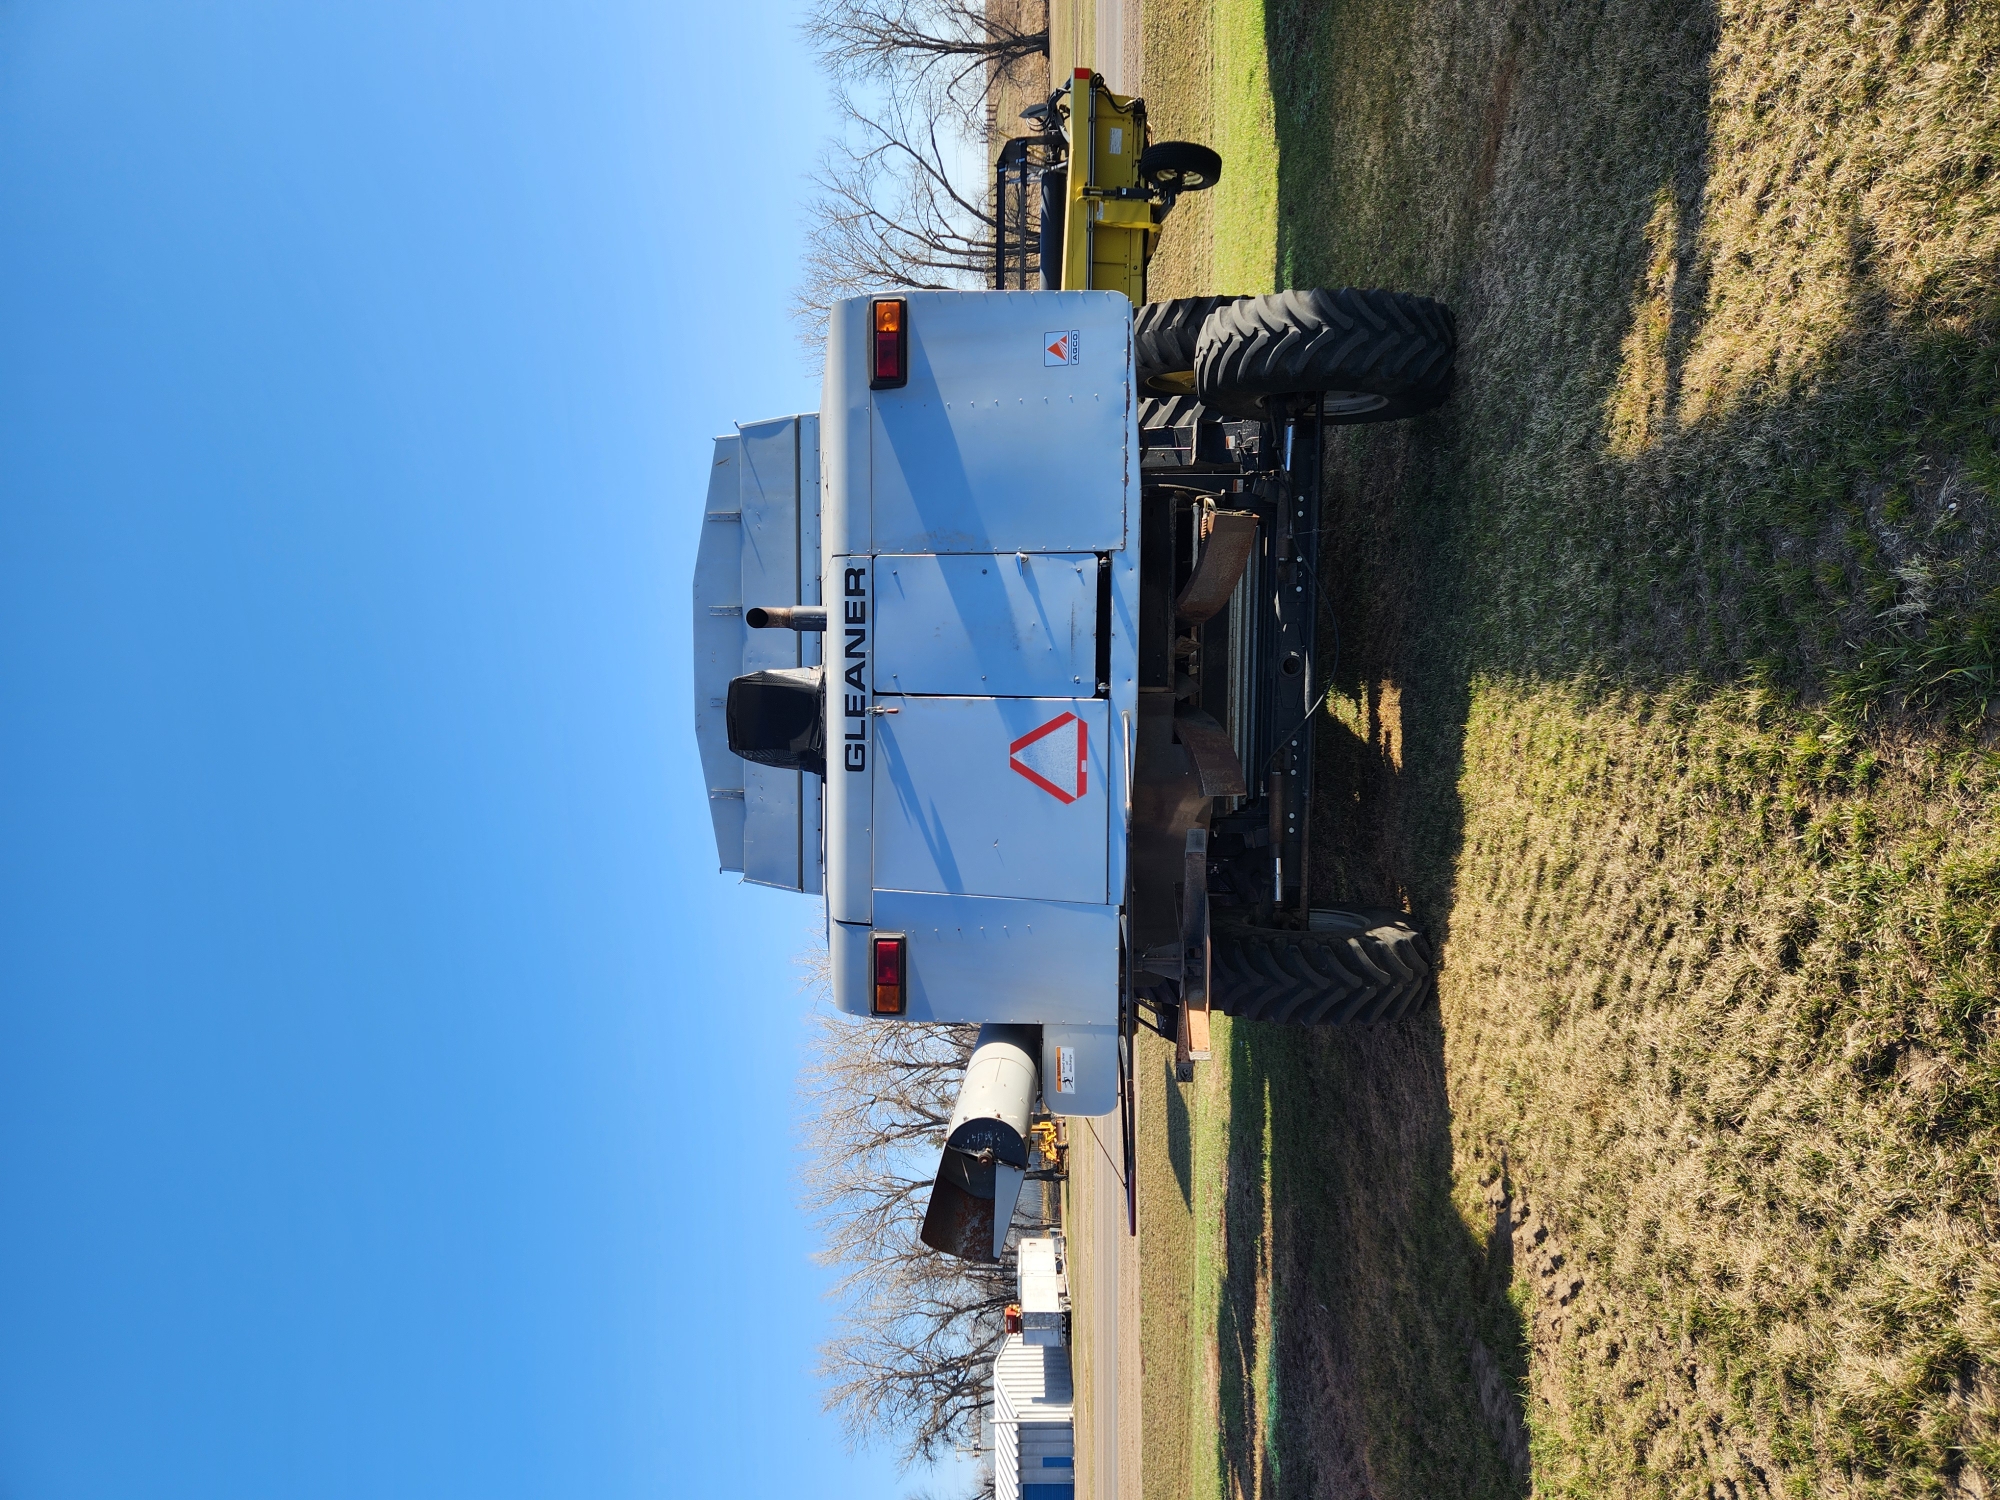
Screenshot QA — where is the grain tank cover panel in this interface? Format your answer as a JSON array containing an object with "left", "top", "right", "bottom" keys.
[
  {"left": 739, "top": 425, "right": 799, "bottom": 667},
  {"left": 874, "top": 553, "right": 1100, "bottom": 698},
  {"left": 870, "top": 290, "right": 1131, "bottom": 556},
  {"left": 693, "top": 436, "right": 746, "bottom": 872},
  {"left": 734, "top": 416, "right": 824, "bottom": 895},
  {"left": 691, "top": 417, "right": 824, "bottom": 891}
]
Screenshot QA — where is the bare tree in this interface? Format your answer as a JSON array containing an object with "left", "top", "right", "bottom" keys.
[
  {"left": 804, "top": 0, "right": 1048, "bottom": 126},
  {"left": 793, "top": 0, "right": 1052, "bottom": 342},
  {"left": 794, "top": 87, "right": 1001, "bottom": 330},
  {"left": 796, "top": 960, "right": 1055, "bottom": 1469}
]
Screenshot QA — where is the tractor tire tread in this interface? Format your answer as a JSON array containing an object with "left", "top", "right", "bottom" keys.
[
  {"left": 1211, "top": 908, "right": 1435, "bottom": 1025},
  {"left": 1194, "top": 288, "right": 1458, "bottom": 419},
  {"left": 1139, "top": 393, "right": 1216, "bottom": 430},
  {"left": 1135, "top": 297, "right": 1243, "bottom": 395}
]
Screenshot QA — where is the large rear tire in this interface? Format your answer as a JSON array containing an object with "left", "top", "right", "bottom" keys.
[
  {"left": 1134, "top": 296, "right": 1242, "bottom": 396},
  {"left": 1194, "top": 287, "right": 1457, "bottom": 420},
  {"left": 1211, "top": 907, "right": 1435, "bottom": 1024}
]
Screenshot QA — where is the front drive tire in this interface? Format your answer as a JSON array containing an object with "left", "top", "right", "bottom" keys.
[
  {"left": 1194, "top": 287, "right": 1457, "bottom": 421},
  {"left": 1211, "top": 907, "right": 1435, "bottom": 1024}
]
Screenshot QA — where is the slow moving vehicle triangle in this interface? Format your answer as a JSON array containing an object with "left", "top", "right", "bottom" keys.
[{"left": 1009, "top": 712, "right": 1087, "bottom": 803}]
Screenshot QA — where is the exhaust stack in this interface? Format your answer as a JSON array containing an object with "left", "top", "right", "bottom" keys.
[
  {"left": 920, "top": 1024, "right": 1039, "bottom": 1262},
  {"left": 744, "top": 605, "right": 827, "bottom": 631}
]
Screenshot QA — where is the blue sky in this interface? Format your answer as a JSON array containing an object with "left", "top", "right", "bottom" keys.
[{"left": 0, "top": 3, "right": 927, "bottom": 1494}]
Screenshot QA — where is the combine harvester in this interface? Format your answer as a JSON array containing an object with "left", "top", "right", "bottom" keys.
[{"left": 693, "top": 71, "right": 1456, "bottom": 1258}]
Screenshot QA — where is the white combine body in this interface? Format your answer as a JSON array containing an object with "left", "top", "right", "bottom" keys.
[{"left": 696, "top": 291, "right": 1136, "bottom": 1116}]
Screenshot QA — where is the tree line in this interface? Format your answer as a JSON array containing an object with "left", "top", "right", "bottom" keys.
[
  {"left": 801, "top": 1010, "right": 1058, "bottom": 1475},
  {"left": 793, "top": 2, "right": 1054, "bottom": 1485},
  {"left": 795, "top": 0, "right": 1050, "bottom": 336}
]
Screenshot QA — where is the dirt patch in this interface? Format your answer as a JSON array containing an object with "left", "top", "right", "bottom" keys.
[{"left": 1471, "top": 37, "right": 1517, "bottom": 206}]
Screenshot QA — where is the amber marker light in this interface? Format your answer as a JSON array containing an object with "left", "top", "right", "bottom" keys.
[
  {"left": 869, "top": 298, "right": 908, "bottom": 390},
  {"left": 871, "top": 933, "right": 907, "bottom": 1015}
]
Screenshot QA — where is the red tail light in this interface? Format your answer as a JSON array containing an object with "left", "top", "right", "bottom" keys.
[
  {"left": 872, "top": 933, "right": 907, "bottom": 1015},
  {"left": 870, "top": 299, "right": 907, "bottom": 389}
]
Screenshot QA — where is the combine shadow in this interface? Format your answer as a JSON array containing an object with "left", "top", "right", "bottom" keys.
[
  {"left": 1197, "top": 316, "right": 1530, "bottom": 1498},
  {"left": 1165, "top": 1057, "right": 1194, "bottom": 1209},
  {"left": 1212, "top": 1015, "right": 1529, "bottom": 1499},
  {"left": 1196, "top": 1, "right": 1745, "bottom": 1496},
  {"left": 1201, "top": 0, "right": 2000, "bottom": 1488}
]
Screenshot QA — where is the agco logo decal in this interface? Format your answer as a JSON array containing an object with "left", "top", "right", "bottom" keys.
[{"left": 1009, "top": 712, "right": 1087, "bottom": 803}]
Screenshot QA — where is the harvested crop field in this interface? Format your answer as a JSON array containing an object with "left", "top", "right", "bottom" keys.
[{"left": 1121, "top": 1, "right": 2000, "bottom": 1496}]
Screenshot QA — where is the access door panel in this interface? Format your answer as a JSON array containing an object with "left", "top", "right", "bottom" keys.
[
  {"left": 870, "top": 290, "right": 1131, "bottom": 556},
  {"left": 874, "top": 553, "right": 1099, "bottom": 698},
  {"left": 873, "top": 697, "right": 1108, "bottom": 905}
]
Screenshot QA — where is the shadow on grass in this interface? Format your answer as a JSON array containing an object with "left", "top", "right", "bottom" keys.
[
  {"left": 1260, "top": 0, "right": 1999, "bottom": 729},
  {"left": 1187, "top": 0, "right": 2000, "bottom": 1493},
  {"left": 1199, "top": 517, "right": 1528, "bottom": 1495},
  {"left": 1197, "top": 3, "right": 1726, "bottom": 1495},
  {"left": 1164, "top": 1058, "right": 1194, "bottom": 1209},
  {"left": 1209, "top": 1018, "right": 1529, "bottom": 1500}
]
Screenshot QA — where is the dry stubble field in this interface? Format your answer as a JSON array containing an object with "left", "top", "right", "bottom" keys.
[{"left": 1119, "top": 2, "right": 2000, "bottom": 1496}]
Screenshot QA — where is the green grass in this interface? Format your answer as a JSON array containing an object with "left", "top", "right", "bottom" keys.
[
  {"left": 1439, "top": 683, "right": 2000, "bottom": 1494},
  {"left": 1133, "top": 0, "right": 2000, "bottom": 1493}
]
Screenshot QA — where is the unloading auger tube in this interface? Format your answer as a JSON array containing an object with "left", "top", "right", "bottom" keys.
[
  {"left": 920, "top": 1025, "right": 1040, "bottom": 1263},
  {"left": 692, "top": 78, "right": 1458, "bottom": 1260}
]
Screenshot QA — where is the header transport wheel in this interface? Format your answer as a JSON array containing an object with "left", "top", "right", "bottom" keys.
[
  {"left": 1138, "top": 140, "right": 1223, "bottom": 195},
  {"left": 1210, "top": 908, "right": 1435, "bottom": 1025},
  {"left": 1133, "top": 296, "right": 1243, "bottom": 396},
  {"left": 1193, "top": 287, "right": 1457, "bottom": 422}
]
